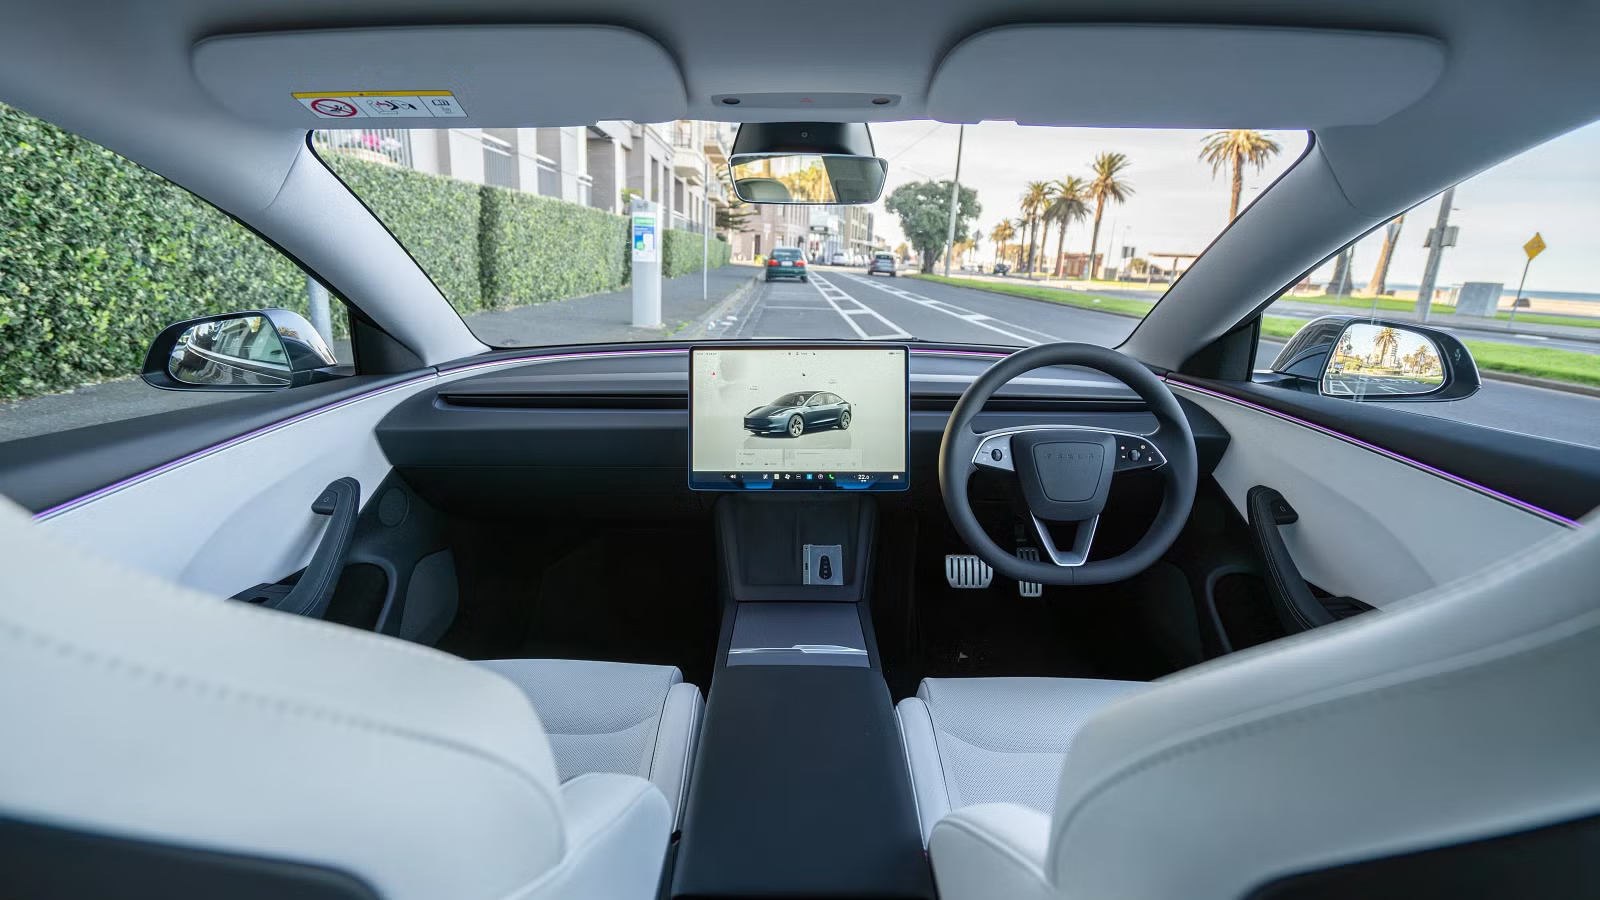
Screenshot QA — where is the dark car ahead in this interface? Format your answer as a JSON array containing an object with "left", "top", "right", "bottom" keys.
[
  {"left": 765, "top": 247, "right": 807, "bottom": 282},
  {"left": 744, "top": 391, "right": 852, "bottom": 437},
  {"left": 867, "top": 253, "right": 898, "bottom": 277}
]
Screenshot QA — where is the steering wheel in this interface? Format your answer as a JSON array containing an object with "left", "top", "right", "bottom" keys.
[{"left": 939, "top": 343, "right": 1199, "bottom": 586}]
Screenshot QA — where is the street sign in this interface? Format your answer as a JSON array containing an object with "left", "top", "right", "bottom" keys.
[
  {"left": 632, "top": 213, "right": 658, "bottom": 263},
  {"left": 1524, "top": 232, "right": 1546, "bottom": 260},
  {"left": 1424, "top": 225, "right": 1459, "bottom": 248}
]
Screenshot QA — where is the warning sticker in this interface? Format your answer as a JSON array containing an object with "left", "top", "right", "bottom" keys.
[{"left": 293, "top": 91, "right": 467, "bottom": 120}]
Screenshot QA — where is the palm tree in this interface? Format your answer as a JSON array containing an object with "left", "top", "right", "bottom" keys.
[
  {"left": 969, "top": 229, "right": 984, "bottom": 267},
  {"left": 1086, "top": 152, "right": 1134, "bottom": 281},
  {"left": 1372, "top": 327, "right": 1402, "bottom": 369},
  {"left": 990, "top": 220, "right": 1014, "bottom": 266},
  {"left": 1198, "top": 130, "right": 1282, "bottom": 222},
  {"left": 1046, "top": 177, "right": 1091, "bottom": 277},
  {"left": 1019, "top": 181, "right": 1051, "bottom": 276},
  {"left": 1367, "top": 214, "right": 1405, "bottom": 295},
  {"left": 1011, "top": 217, "right": 1030, "bottom": 265},
  {"left": 1326, "top": 246, "right": 1355, "bottom": 296}
]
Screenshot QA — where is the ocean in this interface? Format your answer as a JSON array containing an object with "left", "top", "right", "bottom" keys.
[{"left": 1386, "top": 283, "right": 1600, "bottom": 304}]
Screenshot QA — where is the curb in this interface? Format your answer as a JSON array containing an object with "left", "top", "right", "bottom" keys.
[
  {"left": 907, "top": 276, "right": 1600, "bottom": 399},
  {"left": 679, "top": 272, "right": 761, "bottom": 340},
  {"left": 1478, "top": 369, "right": 1600, "bottom": 398},
  {"left": 905, "top": 275, "right": 1150, "bottom": 321}
]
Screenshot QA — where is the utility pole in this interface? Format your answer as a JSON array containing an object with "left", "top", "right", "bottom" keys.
[
  {"left": 1413, "top": 186, "right": 1456, "bottom": 323},
  {"left": 942, "top": 124, "right": 966, "bottom": 278}
]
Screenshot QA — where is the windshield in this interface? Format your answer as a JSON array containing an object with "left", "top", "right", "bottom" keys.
[{"left": 314, "top": 123, "right": 1307, "bottom": 348}]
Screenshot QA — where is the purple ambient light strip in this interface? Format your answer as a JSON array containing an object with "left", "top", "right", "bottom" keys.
[
  {"left": 27, "top": 344, "right": 1029, "bottom": 521},
  {"left": 30, "top": 347, "right": 699, "bottom": 521},
  {"left": 1168, "top": 377, "right": 1583, "bottom": 529}
]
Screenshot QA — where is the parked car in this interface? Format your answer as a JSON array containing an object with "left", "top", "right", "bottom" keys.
[
  {"left": 992, "top": 261, "right": 1011, "bottom": 276},
  {"left": 829, "top": 251, "right": 848, "bottom": 266},
  {"left": 743, "top": 391, "right": 852, "bottom": 437},
  {"left": 765, "top": 247, "right": 807, "bottom": 282},
  {"left": 867, "top": 252, "right": 898, "bottom": 276}
]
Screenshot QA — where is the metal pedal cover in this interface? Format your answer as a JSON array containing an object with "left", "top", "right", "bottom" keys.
[
  {"left": 945, "top": 555, "right": 993, "bottom": 589},
  {"left": 1016, "top": 548, "right": 1043, "bottom": 597}
]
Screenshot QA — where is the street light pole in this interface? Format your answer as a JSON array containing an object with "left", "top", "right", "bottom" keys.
[
  {"left": 1413, "top": 186, "right": 1455, "bottom": 323},
  {"left": 942, "top": 124, "right": 966, "bottom": 278}
]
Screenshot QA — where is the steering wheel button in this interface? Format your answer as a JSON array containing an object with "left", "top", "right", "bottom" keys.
[{"left": 991, "top": 448, "right": 1004, "bottom": 461}]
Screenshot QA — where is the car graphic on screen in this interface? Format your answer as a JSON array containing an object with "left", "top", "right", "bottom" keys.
[{"left": 744, "top": 391, "right": 852, "bottom": 437}]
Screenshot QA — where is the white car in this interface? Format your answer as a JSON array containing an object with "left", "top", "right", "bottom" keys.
[{"left": 0, "top": 3, "right": 1596, "bottom": 900}]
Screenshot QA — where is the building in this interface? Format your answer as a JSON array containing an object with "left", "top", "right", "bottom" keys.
[
  {"left": 314, "top": 120, "right": 734, "bottom": 235},
  {"left": 802, "top": 205, "right": 875, "bottom": 263},
  {"left": 733, "top": 204, "right": 811, "bottom": 261}
]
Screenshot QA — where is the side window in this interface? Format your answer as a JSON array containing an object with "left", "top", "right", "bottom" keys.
[
  {"left": 1259, "top": 119, "right": 1600, "bottom": 450},
  {"left": 0, "top": 101, "right": 349, "bottom": 446}
]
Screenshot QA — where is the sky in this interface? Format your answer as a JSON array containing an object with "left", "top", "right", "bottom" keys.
[{"left": 860, "top": 118, "right": 1600, "bottom": 296}]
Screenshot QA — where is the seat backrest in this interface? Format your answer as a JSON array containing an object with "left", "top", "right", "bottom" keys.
[
  {"left": 0, "top": 498, "right": 567, "bottom": 900},
  {"left": 1048, "top": 513, "right": 1600, "bottom": 898}
]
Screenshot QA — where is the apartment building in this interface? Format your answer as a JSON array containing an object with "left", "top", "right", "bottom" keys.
[{"left": 315, "top": 121, "right": 733, "bottom": 234}]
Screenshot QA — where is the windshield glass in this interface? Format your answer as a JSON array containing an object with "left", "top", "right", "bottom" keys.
[{"left": 314, "top": 122, "right": 1307, "bottom": 348}]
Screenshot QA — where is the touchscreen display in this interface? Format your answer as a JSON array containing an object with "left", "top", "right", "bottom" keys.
[{"left": 690, "top": 345, "right": 908, "bottom": 491}]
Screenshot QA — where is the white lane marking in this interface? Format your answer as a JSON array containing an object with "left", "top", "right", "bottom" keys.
[
  {"left": 809, "top": 273, "right": 912, "bottom": 340},
  {"left": 840, "top": 274, "right": 1062, "bottom": 345}
]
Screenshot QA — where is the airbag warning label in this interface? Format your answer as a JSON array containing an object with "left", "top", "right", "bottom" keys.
[{"left": 293, "top": 91, "right": 466, "bottom": 119}]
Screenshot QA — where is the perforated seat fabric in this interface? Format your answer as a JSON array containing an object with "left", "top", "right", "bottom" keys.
[
  {"left": 896, "top": 676, "right": 1147, "bottom": 842},
  {"left": 478, "top": 658, "right": 703, "bottom": 825}
]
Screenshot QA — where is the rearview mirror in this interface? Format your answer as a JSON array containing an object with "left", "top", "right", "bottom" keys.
[
  {"left": 141, "top": 309, "right": 342, "bottom": 392},
  {"left": 727, "top": 122, "right": 888, "bottom": 205},
  {"left": 730, "top": 154, "right": 888, "bottom": 204},
  {"left": 1270, "top": 315, "right": 1480, "bottom": 401}
]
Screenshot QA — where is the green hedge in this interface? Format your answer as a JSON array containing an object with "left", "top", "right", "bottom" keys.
[
  {"left": 1, "top": 101, "right": 310, "bottom": 400},
  {"left": 1, "top": 105, "right": 734, "bottom": 401},
  {"left": 481, "top": 187, "right": 629, "bottom": 307},
  {"left": 322, "top": 153, "right": 482, "bottom": 313},
  {"left": 663, "top": 228, "right": 732, "bottom": 279}
]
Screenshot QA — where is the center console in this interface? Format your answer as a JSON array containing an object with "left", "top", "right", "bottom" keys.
[{"left": 674, "top": 344, "right": 932, "bottom": 899}]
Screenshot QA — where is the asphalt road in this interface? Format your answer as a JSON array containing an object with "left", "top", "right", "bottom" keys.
[{"left": 708, "top": 266, "right": 1600, "bottom": 448}]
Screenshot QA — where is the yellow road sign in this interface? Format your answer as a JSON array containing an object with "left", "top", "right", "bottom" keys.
[{"left": 1524, "top": 232, "right": 1546, "bottom": 260}]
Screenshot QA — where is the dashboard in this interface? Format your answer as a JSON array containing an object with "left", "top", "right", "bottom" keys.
[{"left": 374, "top": 344, "right": 1229, "bottom": 516}]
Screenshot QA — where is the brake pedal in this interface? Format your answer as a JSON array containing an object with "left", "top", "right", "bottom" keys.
[
  {"left": 1015, "top": 548, "right": 1043, "bottom": 597},
  {"left": 945, "top": 555, "right": 993, "bottom": 589}
]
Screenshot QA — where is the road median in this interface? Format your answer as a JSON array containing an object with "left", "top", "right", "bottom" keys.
[{"left": 917, "top": 273, "right": 1600, "bottom": 393}]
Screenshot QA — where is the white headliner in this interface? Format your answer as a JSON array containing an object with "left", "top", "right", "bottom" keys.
[{"left": 1, "top": 0, "right": 1598, "bottom": 368}]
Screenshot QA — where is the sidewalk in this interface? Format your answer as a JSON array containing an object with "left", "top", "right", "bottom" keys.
[{"left": 465, "top": 264, "right": 759, "bottom": 346}]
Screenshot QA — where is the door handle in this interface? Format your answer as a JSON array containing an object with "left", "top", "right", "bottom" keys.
[
  {"left": 232, "top": 477, "right": 361, "bottom": 619},
  {"left": 1246, "top": 485, "right": 1337, "bottom": 634}
]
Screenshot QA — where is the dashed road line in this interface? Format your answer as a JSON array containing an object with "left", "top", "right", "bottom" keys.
[
  {"left": 810, "top": 273, "right": 913, "bottom": 339},
  {"left": 840, "top": 273, "right": 1064, "bottom": 346}
]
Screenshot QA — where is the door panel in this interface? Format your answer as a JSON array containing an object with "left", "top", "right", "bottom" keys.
[{"left": 1171, "top": 383, "right": 1570, "bottom": 608}]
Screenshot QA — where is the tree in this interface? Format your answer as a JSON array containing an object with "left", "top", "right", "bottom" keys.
[
  {"left": 894, "top": 242, "right": 910, "bottom": 260},
  {"left": 1326, "top": 246, "right": 1355, "bottom": 296},
  {"left": 885, "top": 180, "right": 981, "bottom": 273},
  {"left": 989, "top": 220, "right": 1015, "bottom": 265},
  {"left": 1020, "top": 181, "right": 1051, "bottom": 275},
  {"left": 1046, "top": 177, "right": 1090, "bottom": 277},
  {"left": 1010, "top": 217, "right": 1030, "bottom": 265},
  {"left": 1199, "top": 130, "right": 1282, "bottom": 222},
  {"left": 1086, "top": 152, "right": 1134, "bottom": 282},
  {"left": 1372, "top": 327, "right": 1402, "bottom": 369},
  {"left": 1367, "top": 214, "right": 1405, "bottom": 295}
]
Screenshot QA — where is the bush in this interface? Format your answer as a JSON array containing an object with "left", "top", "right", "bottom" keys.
[
  {"left": 480, "top": 187, "right": 629, "bottom": 307},
  {"left": 662, "top": 229, "right": 731, "bottom": 278},
  {"left": 321, "top": 153, "right": 482, "bottom": 313},
  {"left": 1, "top": 102, "right": 309, "bottom": 400}
]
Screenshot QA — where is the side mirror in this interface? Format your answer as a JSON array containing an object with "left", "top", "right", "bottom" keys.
[
  {"left": 1269, "top": 315, "right": 1480, "bottom": 402},
  {"left": 142, "top": 309, "right": 342, "bottom": 392}
]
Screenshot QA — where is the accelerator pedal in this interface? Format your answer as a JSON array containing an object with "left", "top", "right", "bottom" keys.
[
  {"left": 944, "top": 555, "right": 993, "bottom": 590},
  {"left": 1015, "top": 548, "right": 1043, "bottom": 597}
]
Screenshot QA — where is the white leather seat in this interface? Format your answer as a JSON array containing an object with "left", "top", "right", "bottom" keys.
[
  {"left": 0, "top": 497, "right": 675, "bottom": 900},
  {"left": 896, "top": 676, "right": 1146, "bottom": 841},
  {"left": 907, "top": 512, "right": 1600, "bottom": 900},
  {"left": 479, "top": 658, "right": 703, "bottom": 826}
]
